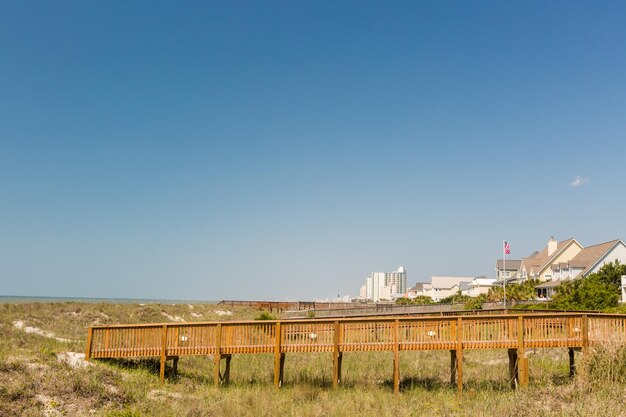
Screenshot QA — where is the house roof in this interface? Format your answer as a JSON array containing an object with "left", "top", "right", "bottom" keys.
[
  {"left": 535, "top": 280, "right": 563, "bottom": 289},
  {"left": 472, "top": 278, "right": 496, "bottom": 286},
  {"left": 496, "top": 259, "right": 522, "bottom": 270},
  {"left": 520, "top": 238, "right": 582, "bottom": 276},
  {"left": 569, "top": 239, "right": 623, "bottom": 276},
  {"left": 408, "top": 283, "right": 425, "bottom": 292},
  {"left": 430, "top": 276, "right": 474, "bottom": 290}
]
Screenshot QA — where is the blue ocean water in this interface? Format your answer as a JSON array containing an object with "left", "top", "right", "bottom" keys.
[{"left": 0, "top": 295, "right": 217, "bottom": 304}]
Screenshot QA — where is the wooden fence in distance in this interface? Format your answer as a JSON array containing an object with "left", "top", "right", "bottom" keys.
[
  {"left": 85, "top": 312, "right": 626, "bottom": 393},
  {"left": 217, "top": 300, "right": 358, "bottom": 311}
]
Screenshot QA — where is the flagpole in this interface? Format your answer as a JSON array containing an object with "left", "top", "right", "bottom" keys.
[{"left": 503, "top": 240, "right": 506, "bottom": 309}]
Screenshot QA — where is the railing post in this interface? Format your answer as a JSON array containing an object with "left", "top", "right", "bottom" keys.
[
  {"left": 214, "top": 323, "right": 222, "bottom": 387},
  {"left": 160, "top": 325, "right": 167, "bottom": 383},
  {"left": 333, "top": 320, "right": 342, "bottom": 388},
  {"left": 274, "top": 321, "right": 284, "bottom": 387},
  {"left": 582, "top": 315, "right": 589, "bottom": 354},
  {"left": 517, "top": 316, "right": 528, "bottom": 387},
  {"left": 85, "top": 327, "right": 94, "bottom": 361},
  {"left": 450, "top": 318, "right": 457, "bottom": 385},
  {"left": 456, "top": 317, "right": 463, "bottom": 393},
  {"left": 393, "top": 319, "right": 400, "bottom": 394},
  {"left": 104, "top": 328, "right": 110, "bottom": 355}
]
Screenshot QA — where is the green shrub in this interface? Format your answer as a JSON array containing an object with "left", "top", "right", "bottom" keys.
[
  {"left": 412, "top": 296, "right": 435, "bottom": 305},
  {"left": 464, "top": 294, "right": 486, "bottom": 310},
  {"left": 395, "top": 297, "right": 412, "bottom": 305},
  {"left": 395, "top": 296, "right": 434, "bottom": 305},
  {"left": 255, "top": 312, "right": 276, "bottom": 321},
  {"left": 438, "top": 292, "right": 472, "bottom": 304}
]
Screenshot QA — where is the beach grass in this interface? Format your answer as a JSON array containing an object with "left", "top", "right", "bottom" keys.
[{"left": 1, "top": 302, "right": 626, "bottom": 416}]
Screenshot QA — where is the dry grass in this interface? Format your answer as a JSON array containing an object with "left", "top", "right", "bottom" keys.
[{"left": 1, "top": 302, "right": 626, "bottom": 416}]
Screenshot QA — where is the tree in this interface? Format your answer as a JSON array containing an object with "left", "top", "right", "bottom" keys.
[
  {"left": 412, "top": 296, "right": 435, "bottom": 305},
  {"left": 486, "top": 279, "right": 540, "bottom": 302},
  {"left": 395, "top": 297, "right": 412, "bottom": 305},
  {"left": 394, "top": 296, "right": 434, "bottom": 305},
  {"left": 438, "top": 291, "right": 472, "bottom": 304},
  {"left": 464, "top": 294, "right": 487, "bottom": 310},
  {"left": 593, "top": 260, "right": 626, "bottom": 288},
  {"left": 551, "top": 261, "right": 625, "bottom": 310}
]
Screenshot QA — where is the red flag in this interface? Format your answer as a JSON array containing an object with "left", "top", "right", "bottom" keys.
[{"left": 504, "top": 241, "right": 511, "bottom": 255}]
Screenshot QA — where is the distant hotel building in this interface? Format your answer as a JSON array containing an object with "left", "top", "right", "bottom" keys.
[{"left": 359, "top": 266, "right": 407, "bottom": 302}]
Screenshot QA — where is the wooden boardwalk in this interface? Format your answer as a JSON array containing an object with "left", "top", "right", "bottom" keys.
[{"left": 85, "top": 312, "right": 626, "bottom": 392}]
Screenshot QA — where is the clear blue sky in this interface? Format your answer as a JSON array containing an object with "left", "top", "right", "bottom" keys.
[{"left": 2, "top": 1, "right": 625, "bottom": 300}]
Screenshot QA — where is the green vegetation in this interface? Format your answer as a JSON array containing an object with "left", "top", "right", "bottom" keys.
[
  {"left": 395, "top": 296, "right": 434, "bottom": 305},
  {"left": 463, "top": 294, "right": 487, "bottom": 310},
  {"left": 487, "top": 279, "right": 540, "bottom": 302},
  {"left": 551, "top": 261, "right": 626, "bottom": 310},
  {"left": 255, "top": 311, "right": 277, "bottom": 321},
  {"left": 1, "top": 301, "right": 626, "bottom": 416},
  {"left": 438, "top": 292, "right": 472, "bottom": 304},
  {"left": 578, "top": 339, "right": 626, "bottom": 386}
]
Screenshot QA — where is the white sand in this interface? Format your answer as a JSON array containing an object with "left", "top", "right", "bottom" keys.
[
  {"left": 161, "top": 312, "right": 186, "bottom": 322},
  {"left": 56, "top": 352, "right": 92, "bottom": 368},
  {"left": 12, "top": 320, "right": 72, "bottom": 343},
  {"left": 214, "top": 309, "right": 232, "bottom": 316}
]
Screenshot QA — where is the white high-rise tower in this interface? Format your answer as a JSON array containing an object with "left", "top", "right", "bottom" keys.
[{"left": 361, "top": 266, "right": 407, "bottom": 301}]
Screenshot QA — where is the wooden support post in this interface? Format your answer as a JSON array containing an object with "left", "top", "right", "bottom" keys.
[
  {"left": 172, "top": 357, "right": 179, "bottom": 376},
  {"left": 214, "top": 324, "right": 222, "bottom": 388},
  {"left": 223, "top": 355, "right": 231, "bottom": 385},
  {"left": 274, "top": 322, "right": 283, "bottom": 387},
  {"left": 450, "top": 350, "right": 457, "bottom": 385},
  {"left": 508, "top": 349, "right": 518, "bottom": 388},
  {"left": 517, "top": 316, "right": 528, "bottom": 387},
  {"left": 279, "top": 353, "right": 285, "bottom": 386},
  {"left": 84, "top": 327, "right": 93, "bottom": 361},
  {"left": 160, "top": 325, "right": 168, "bottom": 383},
  {"left": 569, "top": 347, "right": 576, "bottom": 377},
  {"left": 337, "top": 352, "right": 342, "bottom": 385},
  {"left": 519, "top": 357, "right": 529, "bottom": 386},
  {"left": 456, "top": 317, "right": 463, "bottom": 393},
  {"left": 393, "top": 319, "right": 400, "bottom": 394},
  {"left": 214, "top": 355, "right": 222, "bottom": 387},
  {"left": 333, "top": 321, "right": 342, "bottom": 388}
]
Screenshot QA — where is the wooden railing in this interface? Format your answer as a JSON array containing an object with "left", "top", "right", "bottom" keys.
[{"left": 85, "top": 313, "right": 626, "bottom": 392}]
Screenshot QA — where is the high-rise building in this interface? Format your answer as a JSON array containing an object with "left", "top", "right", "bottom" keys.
[
  {"left": 360, "top": 266, "right": 407, "bottom": 301},
  {"left": 386, "top": 266, "right": 407, "bottom": 295}
]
